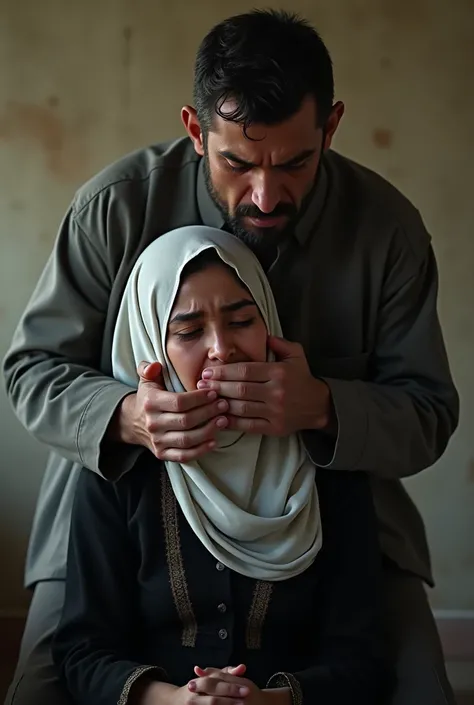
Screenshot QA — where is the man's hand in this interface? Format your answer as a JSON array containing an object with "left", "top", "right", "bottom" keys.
[
  {"left": 197, "top": 336, "right": 334, "bottom": 436},
  {"left": 112, "top": 361, "right": 229, "bottom": 461}
]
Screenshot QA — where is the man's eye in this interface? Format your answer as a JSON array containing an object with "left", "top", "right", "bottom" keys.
[
  {"left": 282, "top": 161, "right": 308, "bottom": 171},
  {"left": 226, "top": 161, "right": 249, "bottom": 173}
]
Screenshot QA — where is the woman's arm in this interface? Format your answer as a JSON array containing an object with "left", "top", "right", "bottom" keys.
[
  {"left": 52, "top": 469, "right": 167, "bottom": 705},
  {"left": 267, "top": 470, "right": 392, "bottom": 705}
]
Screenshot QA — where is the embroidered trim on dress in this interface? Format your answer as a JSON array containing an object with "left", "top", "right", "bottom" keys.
[
  {"left": 161, "top": 472, "right": 198, "bottom": 647},
  {"left": 117, "top": 665, "right": 164, "bottom": 705},
  {"left": 266, "top": 672, "right": 303, "bottom": 705},
  {"left": 245, "top": 580, "right": 273, "bottom": 649}
]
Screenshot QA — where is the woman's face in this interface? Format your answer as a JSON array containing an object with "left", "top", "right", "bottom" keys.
[{"left": 166, "top": 263, "right": 268, "bottom": 391}]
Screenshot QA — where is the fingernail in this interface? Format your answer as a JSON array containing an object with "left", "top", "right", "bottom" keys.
[
  {"left": 240, "top": 687, "right": 249, "bottom": 696},
  {"left": 197, "top": 380, "right": 209, "bottom": 389},
  {"left": 217, "top": 400, "right": 228, "bottom": 412},
  {"left": 216, "top": 417, "right": 227, "bottom": 428},
  {"left": 188, "top": 681, "right": 197, "bottom": 692},
  {"left": 206, "top": 390, "right": 217, "bottom": 400},
  {"left": 202, "top": 369, "right": 213, "bottom": 379}
]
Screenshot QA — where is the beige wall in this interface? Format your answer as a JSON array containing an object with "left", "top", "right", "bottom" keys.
[{"left": 1, "top": 0, "right": 473, "bottom": 614}]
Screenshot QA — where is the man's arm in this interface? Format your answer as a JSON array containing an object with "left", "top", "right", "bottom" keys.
[
  {"left": 2, "top": 207, "right": 138, "bottom": 479},
  {"left": 2, "top": 200, "right": 226, "bottom": 477},
  {"left": 304, "top": 243, "right": 459, "bottom": 478}
]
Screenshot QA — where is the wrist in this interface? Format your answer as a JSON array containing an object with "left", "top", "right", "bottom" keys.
[
  {"left": 132, "top": 680, "right": 178, "bottom": 705},
  {"left": 262, "top": 687, "right": 292, "bottom": 705},
  {"left": 309, "top": 377, "right": 334, "bottom": 432},
  {"left": 107, "top": 393, "right": 139, "bottom": 445}
]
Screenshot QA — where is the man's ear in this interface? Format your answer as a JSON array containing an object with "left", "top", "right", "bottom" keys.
[
  {"left": 182, "top": 106, "right": 205, "bottom": 156},
  {"left": 323, "top": 101, "right": 344, "bottom": 150}
]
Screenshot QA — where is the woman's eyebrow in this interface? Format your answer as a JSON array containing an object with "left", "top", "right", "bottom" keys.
[{"left": 169, "top": 299, "right": 256, "bottom": 324}]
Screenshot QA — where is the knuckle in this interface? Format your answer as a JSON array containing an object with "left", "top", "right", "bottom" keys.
[
  {"left": 176, "top": 413, "right": 190, "bottom": 430},
  {"left": 142, "top": 394, "right": 154, "bottom": 414},
  {"left": 273, "top": 365, "right": 287, "bottom": 382},
  {"left": 175, "top": 433, "right": 188, "bottom": 449},
  {"left": 153, "top": 444, "right": 165, "bottom": 460},
  {"left": 272, "top": 386, "right": 285, "bottom": 403},
  {"left": 236, "top": 382, "right": 247, "bottom": 399},
  {"left": 169, "top": 395, "right": 181, "bottom": 413},
  {"left": 245, "top": 418, "right": 257, "bottom": 432},
  {"left": 237, "top": 362, "right": 248, "bottom": 378},
  {"left": 239, "top": 401, "right": 249, "bottom": 416}
]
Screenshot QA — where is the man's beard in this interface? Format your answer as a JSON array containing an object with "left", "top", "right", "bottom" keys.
[{"left": 203, "top": 154, "right": 318, "bottom": 256}]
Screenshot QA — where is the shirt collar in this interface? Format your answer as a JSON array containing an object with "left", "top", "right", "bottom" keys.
[{"left": 197, "top": 154, "right": 328, "bottom": 246}]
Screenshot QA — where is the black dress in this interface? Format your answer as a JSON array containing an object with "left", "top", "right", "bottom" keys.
[{"left": 52, "top": 454, "right": 391, "bottom": 705}]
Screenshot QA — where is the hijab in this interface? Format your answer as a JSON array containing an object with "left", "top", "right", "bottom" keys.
[{"left": 112, "top": 226, "right": 322, "bottom": 581}]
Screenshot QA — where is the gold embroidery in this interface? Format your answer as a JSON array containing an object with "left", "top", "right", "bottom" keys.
[
  {"left": 246, "top": 580, "right": 273, "bottom": 649},
  {"left": 117, "top": 665, "right": 164, "bottom": 705},
  {"left": 266, "top": 672, "right": 303, "bottom": 705},
  {"left": 161, "top": 472, "right": 197, "bottom": 647}
]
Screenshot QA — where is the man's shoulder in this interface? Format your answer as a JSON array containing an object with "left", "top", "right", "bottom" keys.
[
  {"left": 71, "top": 137, "right": 198, "bottom": 215},
  {"left": 326, "top": 150, "right": 431, "bottom": 256}
]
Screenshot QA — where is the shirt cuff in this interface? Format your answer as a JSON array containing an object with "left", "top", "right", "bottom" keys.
[
  {"left": 303, "top": 377, "right": 368, "bottom": 470},
  {"left": 266, "top": 672, "right": 303, "bottom": 705},
  {"left": 118, "top": 665, "right": 166, "bottom": 705},
  {"left": 76, "top": 382, "right": 143, "bottom": 479}
]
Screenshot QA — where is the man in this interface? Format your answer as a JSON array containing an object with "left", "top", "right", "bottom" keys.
[{"left": 3, "top": 9, "right": 459, "bottom": 705}]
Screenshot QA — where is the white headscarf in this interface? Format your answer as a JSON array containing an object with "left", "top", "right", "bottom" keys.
[{"left": 112, "top": 226, "right": 322, "bottom": 581}]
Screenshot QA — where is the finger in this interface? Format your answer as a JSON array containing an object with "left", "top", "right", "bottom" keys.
[
  {"left": 144, "top": 388, "right": 218, "bottom": 415},
  {"left": 160, "top": 415, "right": 228, "bottom": 450},
  {"left": 190, "top": 677, "right": 249, "bottom": 698},
  {"left": 193, "top": 665, "right": 246, "bottom": 676},
  {"left": 137, "top": 360, "right": 163, "bottom": 382},
  {"left": 197, "top": 381, "right": 269, "bottom": 402},
  {"left": 156, "top": 399, "right": 228, "bottom": 432},
  {"left": 267, "top": 335, "right": 303, "bottom": 359},
  {"left": 224, "top": 665, "right": 247, "bottom": 676},
  {"left": 201, "top": 362, "right": 274, "bottom": 383},
  {"left": 225, "top": 415, "right": 273, "bottom": 434},
  {"left": 225, "top": 399, "right": 267, "bottom": 419},
  {"left": 159, "top": 440, "right": 216, "bottom": 463}
]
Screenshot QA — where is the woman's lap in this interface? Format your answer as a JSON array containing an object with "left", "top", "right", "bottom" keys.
[{"left": 5, "top": 568, "right": 456, "bottom": 705}]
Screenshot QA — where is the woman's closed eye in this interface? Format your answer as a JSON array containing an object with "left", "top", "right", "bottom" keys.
[
  {"left": 174, "top": 327, "right": 203, "bottom": 341},
  {"left": 229, "top": 316, "right": 256, "bottom": 329},
  {"left": 173, "top": 317, "right": 256, "bottom": 341}
]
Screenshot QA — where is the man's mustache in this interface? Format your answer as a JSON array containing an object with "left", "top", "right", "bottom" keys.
[{"left": 235, "top": 203, "right": 297, "bottom": 220}]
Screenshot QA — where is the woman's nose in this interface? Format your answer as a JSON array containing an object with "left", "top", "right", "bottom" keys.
[{"left": 208, "top": 332, "right": 236, "bottom": 362}]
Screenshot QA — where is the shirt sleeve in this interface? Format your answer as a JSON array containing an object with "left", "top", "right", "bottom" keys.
[
  {"left": 52, "top": 468, "right": 166, "bottom": 705},
  {"left": 267, "top": 470, "right": 393, "bottom": 705},
  {"left": 2, "top": 205, "right": 141, "bottom": 479},
  {"left": 303, "top": 241, "right": 459, "bottom": 478}
]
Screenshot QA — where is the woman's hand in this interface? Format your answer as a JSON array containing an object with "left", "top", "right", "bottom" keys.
[{"left": 188, "top": 665, "right": 265, "bottom": 705}]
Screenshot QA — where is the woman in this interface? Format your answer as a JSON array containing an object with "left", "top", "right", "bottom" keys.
[{"left": 52, "top": 226, "right": 390, "bottom": 705}]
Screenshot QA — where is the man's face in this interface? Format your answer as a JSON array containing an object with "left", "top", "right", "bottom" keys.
[
  {"left": 185, "top": 97, "right": 331, "bottom": 247},
  {"left": 204, "top": 97, "right": 323, "bottom": 246}
]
